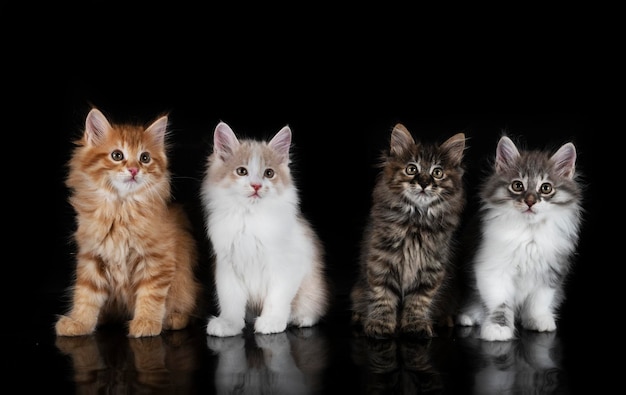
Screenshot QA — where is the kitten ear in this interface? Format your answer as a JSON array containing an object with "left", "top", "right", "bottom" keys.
[
  {"left": 268, "top": 126, "right": 292, "bottom": 162},
  {"left": 84, "top": 108, "right": 112, "bottom": 146},
  {"left": 495, "top": 136, "right": 521, "bottom": 173},
  {"left": 390, "top": 123, "right": 415, "bottom": 156},
  {"left": 441, "top": 133, "right": 466, "bottom": 166},
  {"left": 145, "top": 115, "right": 168, "bottom": 146},
  {"left": 213, "top": 122, "right": 240, "bottom": 161},
  {"left": 551, "top": 142, "right": 577, "bottom": 179}
]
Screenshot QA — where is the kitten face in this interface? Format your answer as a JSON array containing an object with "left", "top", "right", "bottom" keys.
[
  {"left": 206, "top": 122, "right": 292, "bottom": 205},
  {"left": 75, "top": 109, "right": 169, "bottom": 198},
  {"left": 384, "top": 124, "right": 465, "bottom": 209},
  {"left": 482, "top": 136, "right": 580, "bottom": 223}
]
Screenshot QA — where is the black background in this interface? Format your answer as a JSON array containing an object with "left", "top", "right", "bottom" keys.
[{"left": 6, "top": 2, "right": 607, "bottom": 391}]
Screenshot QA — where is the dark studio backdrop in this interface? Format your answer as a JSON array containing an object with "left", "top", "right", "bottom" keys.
[{"left": 6, "top": 2, "right": 606, "bottom": 390}]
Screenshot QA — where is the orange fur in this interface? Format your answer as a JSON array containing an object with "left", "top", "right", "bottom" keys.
[{"left": 56, "top": 108, "right": 201, "bottom": 338}]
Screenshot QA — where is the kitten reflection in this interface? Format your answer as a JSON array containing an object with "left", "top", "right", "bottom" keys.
[
  {"left": 456, "top": 326, "right": 565, "bottom": 394},
  {"left": 55, "top": 327, "right": 199, "bottom": 393},
  {"left": 206, "top": 326, "right": 328, "bottom": 395},
  {"left": 350, "top": 335, "right": 444, "bottom": 394}
]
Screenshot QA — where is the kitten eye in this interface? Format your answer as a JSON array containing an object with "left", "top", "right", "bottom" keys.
[
  {"left": 236, "top": 167, "right": 248, "bottom": 176},
  {"left": 111, "top": 150, "right": 124, "bottom": 161},
  {"left": 511, "top": 180, "right": 524, "bottom": 192},
  {"left": 140, "top": 152, "right": 151, "bottom": 164},
  {"left": 264, "top": 169, "right": 275, "bottom": 178},
  {"left": 540, "top": 182, "right": 553, "bottom": 194},
  {"left": 406, "top": 164, "right": 417, "bottom": 175},
  {"left": 431, "top": 167, "right": 444, "bottom": 179}
]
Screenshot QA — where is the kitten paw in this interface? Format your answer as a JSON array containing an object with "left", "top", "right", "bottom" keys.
[
  {"left": 254, "top": 316, "right": 288, "bottom": 335},
  {"left": 289, "top": 315, "right": 318, "bottom": 328},
  {"left": 164, "top": 312, "right": 190, "bottom": 331},
  {"left": 455, "top": 314, "right": 476, "bottom": 327},
  {"left": 523, "top": 315, "right": 556, "bottom": 332},
  {"left": 128, "top": 318, "right": 162, "bottom": 338},
  {"left": 55, "top": 315, "right": 95, "bottom": 337},
  {"left": 480, "top": 323, "right": 515, "bottom": 341},
  {"left": 363, "top": 319, "right": 396, "bottom": 338},
  {"left": 206, "top": 317, "right": 244, "bottom": 337},
  {"left": 400, "top": 321, "right": 434, "bottom": 338}
]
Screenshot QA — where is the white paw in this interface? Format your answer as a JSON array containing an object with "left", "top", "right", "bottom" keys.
[
  {"left": 523, "top": 315, "right": 556, "bottom": 332},
  {"left": 456, "top": 314, "right": 476, "bottom": 327},
  {"left": 480, "top": 323, "right": 515, "bottom": 341},
  {"left": 254, "top": 316, "right": 287, "bottom": 334},
  {"left": 290, "top": 315, "right": 317, "bottom": 328},
  {"left": 206, "top": 317, "right": 244, "bottom": 337}
]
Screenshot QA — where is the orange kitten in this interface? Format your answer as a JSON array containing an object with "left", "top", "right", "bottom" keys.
[{"left": 56, "top": 108, "right": 201, "bottom": 338}]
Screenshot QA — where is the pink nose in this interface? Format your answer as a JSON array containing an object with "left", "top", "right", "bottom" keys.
[
  {"left": 251, "top": 183, "right": 261, "bottom": 191},
  {"left": 129, "top": 168, "right": 138, "bottom": 177}
]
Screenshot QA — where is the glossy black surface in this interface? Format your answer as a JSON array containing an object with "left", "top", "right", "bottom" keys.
[
  {"left": 9, "top": 3, "right": 606, "bottom": 393},
  {"left": 14, "top": 283, "right": 597, "bottom": 394}
]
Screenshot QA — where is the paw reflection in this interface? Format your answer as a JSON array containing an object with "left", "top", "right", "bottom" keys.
[
  {"left": 350, "top": 335, "right": 445, "bottom": 394},
  {"left": 456, "top": 326, "right": 564, "bottom": 394},
  {"left": 206, "top": 326, "right": 328, "bottom": 394},
  {"left": 55, "top": 327, "right": 200, "bottom": 392}
]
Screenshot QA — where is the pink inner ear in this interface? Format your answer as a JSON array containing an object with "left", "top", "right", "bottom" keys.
[
  {"left": 269, "top": 126, "right": 292, "bottom": 160},
  {"left": 214, "top": 122, "right": 240, "bottom": 160},
  {"left": 145, "top": 116, "right": 168, "bottom": 146},
  {"left": 552, "top": 143, "right": 577, "bottom": 179},
  {"left": 85, "top": 109, "right": 111, "bottom": 146},
  {"left": 495, "top": 137, "right": 520, "bottom": 172}
]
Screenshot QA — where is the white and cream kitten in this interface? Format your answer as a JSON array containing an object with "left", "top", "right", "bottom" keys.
[
  {"left": 201, "top": 122, "right": 330, "bottom": 337},
  {"left": 456, "top": 135, "right": 583, "bottom": 341}
]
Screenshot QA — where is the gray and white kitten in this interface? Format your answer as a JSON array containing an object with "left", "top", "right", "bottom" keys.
[{"left": 456, "top": 135, "right": 583, "bottom": 341}]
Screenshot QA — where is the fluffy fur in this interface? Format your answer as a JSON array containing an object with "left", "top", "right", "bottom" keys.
[
  {"left": 56, "top": 108, "right": 201, "bottom": 338},
  {"left": 456, "top": 135, "right": 583, "bottom": 341},
  {"left": 201, "top": 122, "right": 330, "bottom": 337},
  {"left": 350, "top": 123, "right": 467, "bottom": 338}
]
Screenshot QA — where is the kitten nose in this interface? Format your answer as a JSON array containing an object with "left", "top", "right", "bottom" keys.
[
  {"left": 251, "top": 183, "right": 262, "bottom": 191},
  {"left": 415, "top": 174, "right": 430, "bottom": 188},
  {"left": 524, "top": 193, "right": 537, "bottom": 207},
  {"left": 128, "top": 168, "right": 138, "bottom": 177}
]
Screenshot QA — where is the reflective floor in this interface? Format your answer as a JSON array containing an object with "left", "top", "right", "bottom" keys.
[{"left": 15, "top": 289, "right": 594, "bottom": 394}]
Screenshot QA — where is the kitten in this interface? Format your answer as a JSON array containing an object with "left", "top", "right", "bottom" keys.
[
  {"left": 456, "top": 135, "right": 583, "bottom": 341},
  {"left": 201, "top": 121, "right": 330, "bottom": 337},
  {"left": 55, "top": 108, "right": 201, "bottom": 338},
  {"left": 350, "top": 123, "right": 467, "bottom": 338}
]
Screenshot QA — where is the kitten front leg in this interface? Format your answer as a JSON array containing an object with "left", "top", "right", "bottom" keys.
[
  {"left": 477, "top": 270, "right": 516, "bottom": 341},
  {"left": 399, "top": 282, "right": 441, "bottom": 337},
  {"left": 481, "top": 303, "right": 516, "bottom": 341},
  {"left": 129, "top": 279, "right": 169, "bottom": 338},
  {"left": 399, "top": 303, "right": 434, "bottom": 337},
  {"left": 520, "top": 285, "right": 557, "bottom": 332},
  {"left": 255, "top": 289, "right": 294, "bottom": 335},
  {"left": 56, "top": 258, "right": 108, "bottom": 336},
  {"left": 207, "top": 264, "right": 247, "bottom": 337},
  {"left": 362, "top": 285, "right": 399, "bottom": 338}
]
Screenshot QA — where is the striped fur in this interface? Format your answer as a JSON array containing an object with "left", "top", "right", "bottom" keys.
[
  {"left": 351, "top": 123, "right": 466, "bottom": 338},
  {"left": 56, "top": 108, "right": 201, "bottom": 338}
]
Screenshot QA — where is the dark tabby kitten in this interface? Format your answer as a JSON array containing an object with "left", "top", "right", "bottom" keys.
[{"left": 351, "top": 123, "right": 466, "bottom": 338}]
